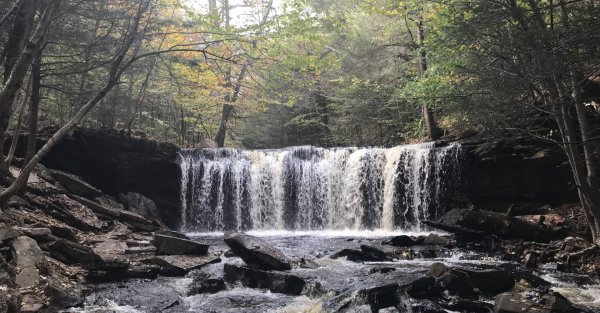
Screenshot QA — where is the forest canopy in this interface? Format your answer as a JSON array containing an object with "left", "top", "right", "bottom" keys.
[
  {"left": 1, "top": 1, "right": 600, "bottom": 235},
  {"left": 1, "top": 0, "right": 597, "bottom": 151}
]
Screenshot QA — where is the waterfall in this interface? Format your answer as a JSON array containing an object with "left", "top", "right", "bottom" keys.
[{"left": 180, "top": 143, "right": 463, "bottom": 232}]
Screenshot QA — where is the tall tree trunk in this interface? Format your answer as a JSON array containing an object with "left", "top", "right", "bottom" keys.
[
  {"left": 0, "top": 0, "right": 57, "bottom": 182},
  {"left": 415, "top": 8, "right": 441, "bottom": 141},
  {"left": 5, "top": 74, "right": 30, "bottom": 165},
  {"left": 214, "top": 103, "right": 233, "bottom": 147},
  {"left": 24, "top": 46, "right": 41, "bottom": 164},
  {"left": 2, "top": 0, "right": 34, "bottom": 83},
  {"left": 214, "top": 65, "right": 247, "bottom": 147},
  {"left": 416, "top": 14, "right": 427, "bottom": 76},
  {"left": 547, "top": 73, "right": 600, "bottom": 242},
  {"left": 422, "top": 105, "right": 441, "bottom": 140},
  {"left": 569, "top": 71, "right": 600, "bottom": 242}
]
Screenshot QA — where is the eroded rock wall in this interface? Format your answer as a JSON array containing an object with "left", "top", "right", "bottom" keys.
[
  {"left": 462, "top": 139, "right": 577, "bottom": 213},
  {"left": 38, "top": 128, "right": 182, "bottom": 228}
]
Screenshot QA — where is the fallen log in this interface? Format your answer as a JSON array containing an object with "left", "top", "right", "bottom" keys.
[
  {"left": 426, "top": 209, "right": 573, "bottom": 243},
  {"left": 70, "top": 195, "right": 159, "bottom": 232}
]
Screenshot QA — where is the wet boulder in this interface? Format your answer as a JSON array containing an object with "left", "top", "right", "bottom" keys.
[
  {"left": 493, "top": 291, "right": 581, "bottom": 313},
  {"left": 360, "top": 283, "right": 400, "bottom": 312},
  {"left": 224, "top": 233, "right": 292, "bottom": 270},
  {"left": 223, "top": 263, "right": 306, "bottom": 295},
  {"left": 360, "top": 245, "right": 394, "bottom": 261},
  {"left": 332, "top": 245, "right": 393, "bottom": 262},
  {"left": 395, "top": 295, "right": 447, "bottom": 313},
  {"left": 332, "top": 249, "right": 376, "bottom": 262},
  {"left": 427, "top": 262, "right": 449, "bottom": 277},
  {"left": 50, "top": 170, "right": 104, "bottom": 199},
  {"left": 442, "top": 298, "right": 494, "bottom": 313},
  {"left": 465, "top": 269, "right": 516, "bottom": 296},
  {"left": 437, "top": 269, "right": 478, "bottom": 298},
  {"left": 153, "top": 233, "right": 209, "bottom": 256},
  {"left": 426, "top": 262, "right": 515, "bottom": 298},
  {"left": 322, "top": 290, "right": 362, "bottom": 313},
  {"left": 401, "top": 276, "right": 443, "bottom": 299},
  {"left": 187, "top": 273, "right": 226, "bottom": 295},
  {"left": 386, "top": 235, "right": 417, "bottom": 247},
  {"left": 422, "top": 233, "right": 452, "bottom": 246}
]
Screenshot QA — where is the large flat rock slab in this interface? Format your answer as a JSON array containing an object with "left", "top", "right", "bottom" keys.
[
  {"left": 153, "top": 233, "right": 209, "bottom": 255},
  {"left": 143, "top": 255, "right": 221, "bottom": 276},
  {"left": 9, "top": 236, "right": 47, "bottom": 288},
  {"left": 494, "top": 291, "right": 580, "bottom": 313},
  {"left": 223, "top": 263, "right": 306, "bottom": 295},
  {"left": 51, "top": 170, "right": 104, "bottom": 199},
  {"left": 224, "top": 233, "right": 292, "bottom": 270}
]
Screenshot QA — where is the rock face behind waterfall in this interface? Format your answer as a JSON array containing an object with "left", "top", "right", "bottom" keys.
[
  {"left": 464, "top": 138, "right": 577, "bottom": 213},
  {"left": 36, "top": 127, "right": 181, "bottom": 228},
  {"left": 224, "top": 233, "right": 292, "bottom": 270}
]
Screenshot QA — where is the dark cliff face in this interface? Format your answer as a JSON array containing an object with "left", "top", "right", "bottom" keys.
[
  {"left": 462, "top": 139, "right": 578, "bottom": 213},
  {"left": 39, "top": 128, "right": 182, "bottom": 229},
  {"left": 7, "top": 128, "right": 578, "bottom": 230}
]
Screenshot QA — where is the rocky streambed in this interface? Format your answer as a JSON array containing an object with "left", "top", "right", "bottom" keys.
[{"left": 64, "top": 231, "right": 600, "bottom": 313}]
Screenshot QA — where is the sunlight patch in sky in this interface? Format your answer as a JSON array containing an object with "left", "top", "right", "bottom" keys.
[{"left": 184, "top": 0, "right": 283, "bottom": 27}]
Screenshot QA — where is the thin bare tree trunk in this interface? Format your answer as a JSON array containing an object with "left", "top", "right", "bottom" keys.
[
  {"left": 5, "top": 75, "right": 31, "bottom": 165},
  {"left": 24, "top": 45, "right": 42, "bottom": 164},
  {"left": 0, "top": 0, "right": 23, "bottom": 29},
  {"left": 214, "top": 103, "right": 233, "bottom": 147},
  {"left": 2, "top": 0, "right": 34, "bottom": 83},
  {"left": 0, "top": 0, "right": 57, "bottom": 182},
  {"left": 570, "top": 71, "right": 600, "bottom": 242},
  {"left": 422, "top": 104, "right": 441, "bottom": 140},
  {"left": 415, "top": 5, "right": 441, "bottom": 140}
]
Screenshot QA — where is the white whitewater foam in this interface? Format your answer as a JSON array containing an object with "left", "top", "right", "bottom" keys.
[
  {"left": 186, "top": 229, "right": 444, "bottom": 238},
  {"left": 64, "top": 300, "right": 143, "bottom": 313},
  {"left": 180, "top": 143, "right": 463, "bottom": 232}
]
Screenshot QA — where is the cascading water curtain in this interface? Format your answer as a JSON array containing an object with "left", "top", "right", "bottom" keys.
[{"left": 179, "top": 143, "right": 464, "bottom": 232}]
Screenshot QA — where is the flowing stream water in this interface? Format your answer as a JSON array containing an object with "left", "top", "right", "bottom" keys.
[
  {"left": 67, "top": 143, "right": 600, "bottom": 312},
  {"left": 180, "top": 143, "right": 463, "bottom": 232}
]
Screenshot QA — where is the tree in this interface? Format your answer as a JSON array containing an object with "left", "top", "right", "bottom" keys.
[
  {"left": 431, "top": 0, "right": 600, "bottom": 242},
  {"left": 0, "top": 0, "right": 57, "bottom": 181}
]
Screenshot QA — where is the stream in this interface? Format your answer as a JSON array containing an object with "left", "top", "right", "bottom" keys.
[
  {"left": 66, "top": 231, "right": 600, "bottom": 313},
  {"left": 63, "top": 143, "right": 600, "bottom": 312}
]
